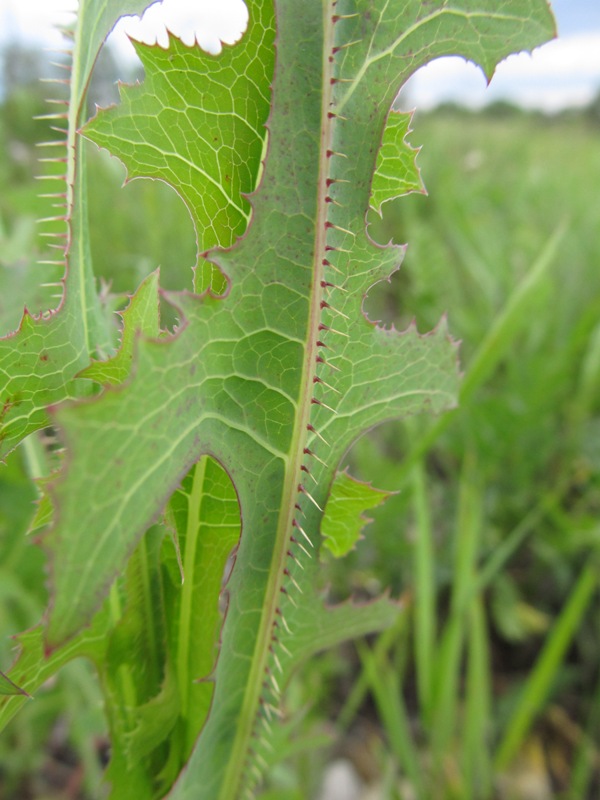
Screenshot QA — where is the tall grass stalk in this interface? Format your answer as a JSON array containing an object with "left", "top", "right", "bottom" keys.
[
  {"left": 356, "top": 639, "right": 425, "bottom": 796},
  {"left": 398, "top": 223, "right": 566, "bottom": 482},
  {"left": 411, "top": 461, "right": 436, "bottom": 722},
  {"left": 429, "top": 451, "right": 483, "bottom": 779},
  {"left": 566, "top": 663, "right": 600, "bottom": 798},
  {"left": 463, "top": 598, "right": 492, "bottom": 798},
  {"left": 495, "top": 559, "right": 599, "bottom": 770}
]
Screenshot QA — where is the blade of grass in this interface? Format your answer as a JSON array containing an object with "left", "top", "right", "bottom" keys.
[
  {"left": 411, "top": 460, "right": 436, "bottom": 722},
  {"left": 336, "top": 611, "right": 410, "bottom": 732},
  {"left": 566, "top": 662, "right": 600, "bottom": 798},
  {"left": 430, "top": 450, "right": 483, "bottom": 766},
  {"left": 494, "top": 558, "right": 599, "bottom": 770},
  {"left": 61, "top": 660, "right": 106, "bottom": 794},
  {"left": 398, "top": 222, "right": 567, "bottom": 481},
  {"left": 357, "top": 639, "right": 424, "bottom": 797},
  {"left": 463, "top": 597, "right": 493, "bottom": 799},
  {"left": 473, "top": 491, "right": 554, "bottom": 596},
  {"left": 474, "top": 481, "right": 588, "bottom": 602},
  {"left": 460, "top": 218, "right": 567, "bottom": 405},
  {"left": 567, "top": 319, "right": 600, "bottom": 443}
]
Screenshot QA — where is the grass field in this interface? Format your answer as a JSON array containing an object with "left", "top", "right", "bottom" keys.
[
  {"left": 332, "top": 109, "right": 600, "bottom": 799},
  {"left": 1, "top": 100, "right": 600, "bottom": 798}
]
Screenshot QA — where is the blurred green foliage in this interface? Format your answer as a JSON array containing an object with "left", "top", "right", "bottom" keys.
[{"left": 1, "top": 38, "right": 599, "bottom": 799}]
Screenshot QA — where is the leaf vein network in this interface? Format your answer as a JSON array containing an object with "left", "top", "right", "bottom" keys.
[
  {"left": 337, "top": 7, "right": 525, "bottom": 113},
  {"left": 117, "top": 136, "right": 251, "bottom": 221}
]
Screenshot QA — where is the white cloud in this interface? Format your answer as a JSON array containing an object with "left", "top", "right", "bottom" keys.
[
  {"left": 502, "top": 34, "right": 600, "bottom": 80},
  {"left": 398, "top": 33, "right": 600, "bottom": 112},
  {"left": 1, "top": 1, "right": 599, "bottom": 112},
  {"left": 114, "top": 0, "right": 247, "bottom": 56},
  {"left": 0, "top": 0, "right": 248, "bottom": 56},
  {"left": 0, "top": 0, "right": 77, "bottom": 47}
]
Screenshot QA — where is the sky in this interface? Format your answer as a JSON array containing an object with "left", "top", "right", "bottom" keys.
[{"left": 0, "top": 0, "right": 599, "bottom": 112}]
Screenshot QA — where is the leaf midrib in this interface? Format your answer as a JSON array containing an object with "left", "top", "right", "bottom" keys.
[{"left": 217, "top": 3, "right": 337, "bottom": 796}]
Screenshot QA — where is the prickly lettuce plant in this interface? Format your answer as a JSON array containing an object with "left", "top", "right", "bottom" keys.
[{"left": 0, "top": 1, "right": 554, "bottom": 798}]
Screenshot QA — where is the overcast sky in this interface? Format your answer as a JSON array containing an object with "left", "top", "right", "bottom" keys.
[{"left": 0, "top": 0, "right": 599, "bottom": 112}]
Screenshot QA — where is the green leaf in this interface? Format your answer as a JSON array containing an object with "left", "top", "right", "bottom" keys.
[
  {"left": 321, "top": 470, "right": 390, "bottom": 558},
  {"left": 0, "top": 216, "right": 56, "bottom": 332},
  {"left": 0, "top": 2, "right": 156, "bottom": 456},
  {"left": 163, "top": 457, "right": 241, "bottom": 755},
  {"left": 0, "top": 610, "right": 111, "bottom": 732},
  {"left": 370, "top": 110, "right": 425, "bottom": 214},
  {"left": 89, "top": 456, "right": 242, "bottom": 796},
  {"left": 83, "top": 6, "right": 275, "bottom": 257},
  {"left": 285, "top": 593, "right": 403, "bottom": 675},
  {"left": 123, "top": 663, "right": 180, "bottom": 768},
  {"left": 0, "top": 671, "right": 28, "bottom": 698},
  {"left": 80, "top": 270, "right": 160, "bottom": 386},
  {"left": 0, "top": 309, "right": 88, "bottom": 455},
  {"left": 28, "top": 479, "right": 53, "bottom": 535},
  {"left": 30, "top": 1, "right": 556, "bottom": 798},
  {"left": 100, "top": 526, "right": 178, "bottom": 797},
  {"left": 71, "top": 1, "right": 156, "bottom": 120}
]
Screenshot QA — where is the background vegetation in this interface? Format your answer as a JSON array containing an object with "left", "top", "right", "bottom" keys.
[{"left": 1, "top": 38, "right": 599, "bottom": 799}]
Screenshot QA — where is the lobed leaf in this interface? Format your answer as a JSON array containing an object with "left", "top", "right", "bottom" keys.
[
  {"left": 83, "top": 5, "right": 275, "bottom": 257},
  {"left": 29, "top": 1, "right": 556, "bottom": 798},
  {"left": 321, "top": 470, "right": 391, "bottom": 558},
  {"left": 81, "top": 269, "right": 161, "bottom": 386},
  {"left": 370, "top": 110, "right": 425, "bottom": 215},
  {"left": 0, "top": 611, "right": 111, "bottom": 732},
  {"left": 100, "top": 526, "right": 178, "bottom": 797},
  {"left": 0, "top": 2, "right": 159, "bottom": 457}
]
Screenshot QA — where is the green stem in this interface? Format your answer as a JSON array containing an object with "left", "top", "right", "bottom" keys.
[
  {"left": 177, "top": 457, "right": 207, "bottom": 721},
  {"left": 397, "top": 225, "right": 566, "bottom": 484},
  {"left": 411, "top": 461, "right": 436, "bottom": 721}
]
